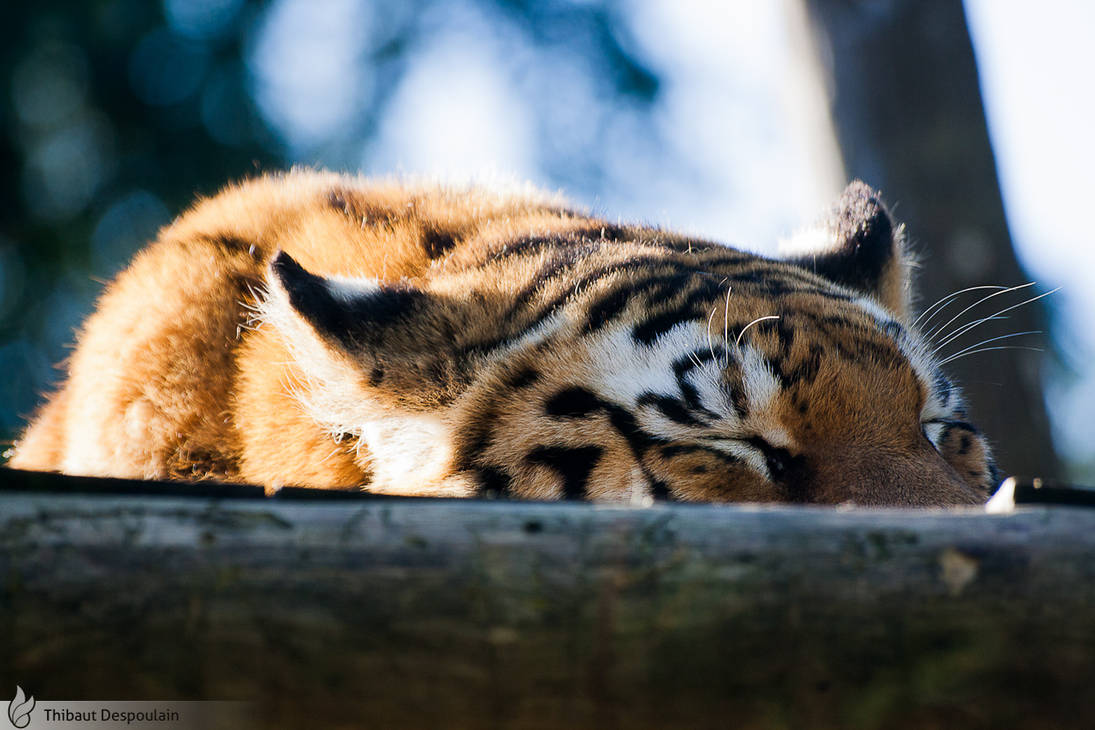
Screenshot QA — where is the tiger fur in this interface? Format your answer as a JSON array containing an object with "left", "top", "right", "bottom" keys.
[{"left": 10, "top": 170, "right": 996, "bottom": 505}]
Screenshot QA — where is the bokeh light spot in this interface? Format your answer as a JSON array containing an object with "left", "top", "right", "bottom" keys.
[
  {"left": 164, "top": 0, "right": 244, "bottom": 40},
  {"left": 11, "top": 42, "right": 89, "bottom": 129},
  {"left": 91, "top": 191, "right": 171, "bottom": 276},
  {"left": 248, "top": 0, "right": 375, "bottom": 149},
  {"left": 22, "top": 112, "right": 116, "bottom": 221}
]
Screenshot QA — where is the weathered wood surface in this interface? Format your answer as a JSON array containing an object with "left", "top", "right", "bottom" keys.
[{"left": 3, "top": 476, "right": 1095, "bottom": 729}]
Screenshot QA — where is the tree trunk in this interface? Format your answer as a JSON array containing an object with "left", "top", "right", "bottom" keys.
[{"left": 799, "top": 0, "right": 1058, "bottom": 480}]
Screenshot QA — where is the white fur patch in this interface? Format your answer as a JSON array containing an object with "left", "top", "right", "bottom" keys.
[
  {"left": 706, "top": 439, "right": 771, "bottom": 480},
  {"left": 581, "top": 321, "right": 794, "bottom": 459},
  {"left": 583, "top": 320, "right": 747, "bottom": 438},
  {"left": 323, "top": 274, "right": 383, "bottom": 302},
  {"left": 923, "top": 421, "right": 945, "bottom": 447},
  {"left": 585, "top": 321, "right": 698, "bottom": 407},
  {"left": 777, "top": 226, "right": 837, "bottom": 257},
  {"left": 853, "top": 295, "right": 895, "bottom": 323},
  {"left": 359, "top": 412, "right": 455, "bottom": 492},
  {"left": 739, "top": 344, "right": 781, "bottom": 418}
]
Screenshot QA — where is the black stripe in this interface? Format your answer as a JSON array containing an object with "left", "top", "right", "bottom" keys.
[
  {"left": 526, "top": 445, "right": 603, "bottom": 499},
  {"left": 468, "top": 259, "right": 720, "bottom": 360},
  {"left": 490, "top": 235, "right": 584, "bottom": 261},
  {"left": 506, "top": 366, "right": 541, "bottom": 390},
  {"left": 743, "top": 437, "right": 809, "bottom": 494},
  {"left": 703, "top": 265, "right": 855, "bottom": 302},
  {"left": 490, "top": 225, "right": 630, "bottom": 262},
  {"left": 326, "top": 187, "right": 397, "bottom": 225},
  {"left": 512, "top": 254, "right": 699, "bottom": 333},
  {"left": 659, "top": 443, "right": 744, "bottom": 468},
  {"left": 722, "top": 358, "right": 748, "bottom": 418},
  {"left": 585, "top": 286, "right": 634, "bottom": 333},
  {"left": 929, "top": 419, "right": 981, "bottom": 435},
  {"left": 422, "top": 228, "right": 457, "bottom": 258},
  {"left": 671, "top": 349, "right": 723, "bottom": 416},
  {"left": 631, "top": 309, "right": 697, "bottom": 346},
  {"left": 545, "top": 387, "right": 603, "bottom": 418},
  {"left": 630, "top": 277, "right": 726, "bottom": 345},
  {"left": 476, "top": 466, "right": 513, "bottom": 498},
  {"left": 583, "top": 272, "right": 695, "bottom": 333},
  {"left": 637, "top": 392, "right": 707, "bottom": 427},
  {"left": 586, "top": 272, "right": 705, "bottom": 334},
  {"left": 542, "top": 387, "right": 673, "bottom": 499},
  {"left": 505, "top": 246, "right": 603, "bottom": 313},
  {"left": 604, "top": 400, "right": 666, "bottom": 455},
  {"left": 650, "top": 479, "right": 671, "bottom": 499},
  {"left": 201, "top": 233, "right": 258, "bottom": 256}
]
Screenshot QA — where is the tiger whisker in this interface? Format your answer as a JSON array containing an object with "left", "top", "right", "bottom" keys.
[
  {"left": 937, "top": 330, "right": 1041, "bottom": 363},
  {"left": 912, "top": 284, "right": 1007, "bottom": 330},
  {"left": 721, "top": 285, "right": 733, "bottom": 368},
  {"left": 925, "top": 282, "right": 1035, "bottom": 342},
  {"left": 928, "top": 315, "right": 1010, "bottom": 354},
  {"left": 933, "top": 287, "right": 1059, "bottom": 352},
  {"left": 939, "top": 345, "right": 1044, "bottom": 366},
  {"left": 706, "top": 304, "right": 719, "bottom": 363},
  {"left": 736, "top": 315, "right": 780, "bottom": 348}
]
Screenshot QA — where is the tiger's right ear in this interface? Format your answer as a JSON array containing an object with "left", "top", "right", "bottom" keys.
[
  {"left": 779, "top": 181, "right": 913, "bottom": 320},
  {"left": 269, "top": 250, "right": 427, "bottom": 353},
  {"left": 263, "top": 250, "right": 457, "bottom": 408}
]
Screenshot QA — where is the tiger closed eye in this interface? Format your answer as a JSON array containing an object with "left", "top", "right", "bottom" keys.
[{"left": 766, "top": 449, "right": 790, "bottom": 481}]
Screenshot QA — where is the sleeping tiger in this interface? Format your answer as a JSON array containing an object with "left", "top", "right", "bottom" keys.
[{"left": 10, "top": 170, "right": 996, "bottom": 505}]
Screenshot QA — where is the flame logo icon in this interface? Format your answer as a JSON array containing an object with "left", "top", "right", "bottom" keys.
[{"left": 7, "top": 686, "right": 34, "bottom": 729}]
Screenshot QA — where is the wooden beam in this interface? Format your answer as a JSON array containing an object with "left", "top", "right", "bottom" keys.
[{"left": 2, "top": 475, "right": 1094, "bottom": 728}]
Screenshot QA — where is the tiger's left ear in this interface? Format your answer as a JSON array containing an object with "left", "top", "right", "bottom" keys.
[{"left": 779, "top": 181, "right": 913, "bottom": 320}]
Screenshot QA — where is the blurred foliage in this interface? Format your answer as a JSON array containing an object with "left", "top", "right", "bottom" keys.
[{"left": 0, "top": 0, "right": 664, "bottom": 442}]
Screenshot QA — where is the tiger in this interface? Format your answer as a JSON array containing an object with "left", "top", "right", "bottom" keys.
[{"left": 9, "top": 170, "right": 996, "bottom": 505}]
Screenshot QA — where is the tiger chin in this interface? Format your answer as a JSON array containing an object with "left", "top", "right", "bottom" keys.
[{"left": 10, "top": 170, "right": 996, "bottom": 506}]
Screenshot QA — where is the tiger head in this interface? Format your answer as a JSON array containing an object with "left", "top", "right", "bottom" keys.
[{"left": 263, "top": 181, "right": 995, "bottom": 505}]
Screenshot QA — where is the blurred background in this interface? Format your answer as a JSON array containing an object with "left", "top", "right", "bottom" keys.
[{"left": 1, "top": 0, "right": 1090, "bottom": 483}]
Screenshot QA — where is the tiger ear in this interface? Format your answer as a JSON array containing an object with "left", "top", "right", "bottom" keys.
[
  {"left": 263, "top": 250, "right": 454, "bottom": 408},
  {"left": 779, "top": 181, "right": 913, "bottom": 319},
  {"left": 269, "top": 250, "right": 426, "bottom": 353}
]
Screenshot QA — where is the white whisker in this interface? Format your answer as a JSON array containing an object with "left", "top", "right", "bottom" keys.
[
  {"left": 721, "top": 285, "right": 733, "bottom": 367},
  {"left": 938, "top": 330, "right": 1041, "bottom": 363},
  {"left": 736, "top": 315, "right": 780, "bottom": 347},
  {"left": 925, "top": 282, "right": 1035, "bottom": 342},
  {"left": 913, "top": 285, "right": 1007, "bottom": 330},
  {"left": 706, "top": 304, "right": 718, "bottom": 362},
  {"left": 929, "top": 315, "right": 1010, "bottom": 354},
  {"left": 933, "top": 287, "right": 1059, "bottom": 351},
  {"left": 939, "top": 345, "right": 1044, "bottom": 365}
]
